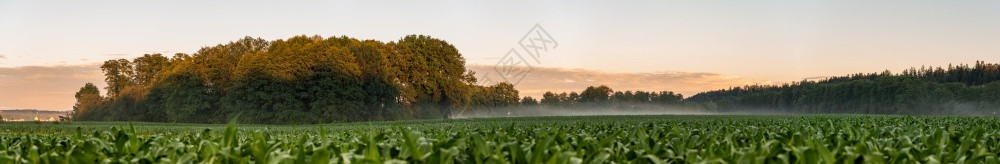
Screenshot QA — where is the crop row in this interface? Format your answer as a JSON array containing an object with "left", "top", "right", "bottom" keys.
[{"left": 0, "top": 115, "right": 998, "bottom": 163}]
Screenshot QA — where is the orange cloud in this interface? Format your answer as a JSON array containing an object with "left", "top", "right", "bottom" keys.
[
  {"left": 0, "top": 64, "right": 106, "bottom": 111},
  {"left": 0, "top": 63, "right": 764, "bottom": 111},
  {"left": 467, "top": 64, "right": 767, "bottom": 98}
]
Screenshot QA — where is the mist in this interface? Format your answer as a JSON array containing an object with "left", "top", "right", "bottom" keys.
[
  {"left": 452, "top": 105, "right": 715, "bottom": 119},
  {"left": 453, "top": 102, "right": 1000, "bottom": 119}
]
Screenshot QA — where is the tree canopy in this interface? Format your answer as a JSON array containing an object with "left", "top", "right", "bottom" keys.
[{"left": 73, "top": 35, "right": 484, "bottom": 124}]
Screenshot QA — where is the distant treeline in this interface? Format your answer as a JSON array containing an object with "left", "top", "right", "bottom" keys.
[
  {"left": 463, "top": 85, "right": 689, "bottom": 116},
  {"left": 74, "top": 35, "right": 527, "bottom": 124},
  {"left": 686, "top": 61, "right": 1000, "bottom": 115},
  {"left": 537, "top": 85, "right": 685, "bottom": 109}
]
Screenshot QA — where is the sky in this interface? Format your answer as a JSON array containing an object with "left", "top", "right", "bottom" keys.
[{"left": 1, "top": 0, "right": 999, "bottom": 110}]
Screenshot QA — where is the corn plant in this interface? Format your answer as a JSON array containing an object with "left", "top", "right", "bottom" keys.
[{"left": 0, "top": 115, "right": 998, "bottom": 163}]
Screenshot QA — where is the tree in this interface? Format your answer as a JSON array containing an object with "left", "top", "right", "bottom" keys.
[
  {"left": 74, "top": 83, "right": 101, "bottom": 100},
  {"left": 132, "top": 54, "right": 170, "bottom": 85},
  {"left": 72, "top": 83, "right": 103, "bottom": 117},
  {"left": 220, "top": 35, "right": 369, "bottom": 124},
  {"left": 101, "top": 59, "right": 134, "bottom": 98},
  {"left": 568, "top": 92, "right": 581, "bottom": 106},
  {"left": 521, "top": 96, "right": 539, "bottom": 106},
  {"left": 489, "top": 82, "right": 520, "bottom": 107},
  {"left": 170, "top": 53, "right": 191, "bottom": 63},
  {"left": 579, "top": 85, "right": 613, "bottom": 104},
  {"left": 466, "top": 82, "right": 520, "bottom": 115},
  {"left": 393, "top": 35, "right": 472, "bottom": 119},
  {"left": 153, "top": 72, "right": 218, "bottom": 123},
  {"left": 334, "top": 37, "right": 405, "bottom": 121},
  {"left": 540, "top": 91, "right": 562, "bottom": 107},
  {"left": 191, "top": 36, "right": 269, "bottom": 91}
]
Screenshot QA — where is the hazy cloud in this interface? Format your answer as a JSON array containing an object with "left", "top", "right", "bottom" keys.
[
  {"left": 144, "top": 50, "right": 173, "bottom": 54},
  {"left": 467, "top": 64, "right": 769, "bottom": 98},
  {"left": 104, "top": 54, "right": 129, "bottom": 57},
  {"left": 0, "top": 64, "right": 105, "bottom": 111},
  {"left": 0, "top": 54, "right": 6, "bottom": 59}
]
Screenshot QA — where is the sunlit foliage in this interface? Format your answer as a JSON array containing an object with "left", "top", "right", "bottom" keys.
[{"left": 73, "top": 35, "right": 481, "bottom": 123}]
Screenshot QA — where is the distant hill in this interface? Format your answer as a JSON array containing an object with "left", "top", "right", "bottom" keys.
[{"left": 0, "top": 109, "right": 70, "bottom": 122}]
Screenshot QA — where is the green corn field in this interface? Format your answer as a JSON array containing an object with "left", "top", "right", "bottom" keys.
[{"left": 1, "top": 115, "right": 999, "bottom": 163}]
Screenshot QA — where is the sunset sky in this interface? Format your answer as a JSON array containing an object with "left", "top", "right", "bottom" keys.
[{"left": 2, "top": 0, "right": 999, "bottom": 110}]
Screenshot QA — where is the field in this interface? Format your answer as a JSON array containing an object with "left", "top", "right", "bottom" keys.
[{"left": 1, "top": 115, "right": 999, "bottom": 163}]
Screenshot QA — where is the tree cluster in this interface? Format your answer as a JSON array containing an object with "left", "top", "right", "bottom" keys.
[
  {"left": 456, "top": 85, "right": 689, "bottom": 117},
  {"left": 538, "top": 85, "right": 685, "bottom": 110},
  {"left": 73, "top": 35, "right": 511, "bottom": 124},
  {"left": 687, "top": 61, "right": 1000, "bottom": 115}
]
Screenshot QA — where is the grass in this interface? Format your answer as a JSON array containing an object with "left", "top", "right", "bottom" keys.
[{"left": 0, "top": 115, "right": 998, "bottom": 163}]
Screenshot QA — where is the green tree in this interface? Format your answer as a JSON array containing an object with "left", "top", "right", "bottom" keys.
[
  {"left": 540, "top": 91, "right": 563, "bottom": 108},
  {"left": 72, "top": 83, "right": 103, "bottom": 118},
  {"left": 101, "top": 59, "right": 134, "bottom": 98},
  {"left": 393, "top": 35, "right": 472, "bottom": 119},
  {"left": 191, "top": 37, "right": 269, "bottom": 91},
  {"left": 132, "top": 54, "right": 170, "bottom": 85},
  {"left": 152, "top": 72, "right": 218, "bottom": 123},
  {"left": 579, "top": 85, "right": 613, "bottom": 105},
  {"left": 520, "top": 96, "right": 539, "bottom": 106}
]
